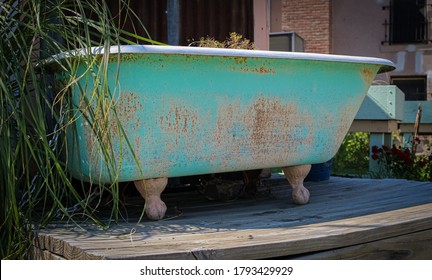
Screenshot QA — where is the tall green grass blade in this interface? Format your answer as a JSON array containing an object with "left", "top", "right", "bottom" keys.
[{"left": 1, "top": 0, "right": 157, "bottom": 259}]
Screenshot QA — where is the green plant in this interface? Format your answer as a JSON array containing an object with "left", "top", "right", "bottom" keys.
[
  {"left": 0, "top": 0, "right": 158, "bottom": 259},
  {"left": 190, "top": 32, "right": 255, "bottom": 50},
  {"left": 332, "top": 132, "right": 370, "bottom": 176}
]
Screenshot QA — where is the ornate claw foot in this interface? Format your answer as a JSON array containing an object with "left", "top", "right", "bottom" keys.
[
  {"left": 134, "top": 177, "right": 168, "bottom": 220},
  {"left": 282, "top": 164, "right": 311, "bottom": 205}
]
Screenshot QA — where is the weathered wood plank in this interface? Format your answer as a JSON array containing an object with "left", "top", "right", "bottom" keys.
[
  {"left": 291, "top": 229, "right": 432, "bottom": 260},
  {"left": 349, "top": 120, "right": 398, "bottom": 133},
  {"left": 29, "top": 246, "right": 66, "bottom": 260},
  {"left": 32, "top": 177, "right": 432, "bottom": 260},
  {"left": 33, "top": 203, "right": 432, "bottom": 260},
  {"left": 399, "top": 123, "right": 432, "bottom": 133}
]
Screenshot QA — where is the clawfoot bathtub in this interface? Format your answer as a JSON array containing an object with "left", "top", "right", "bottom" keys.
[{"left": 57, "top": 45, "right": 395, "bottom": 220}]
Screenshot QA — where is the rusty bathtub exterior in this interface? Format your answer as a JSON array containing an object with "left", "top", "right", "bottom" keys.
[{"left": 61, "top": 45, "right": 395, "bottom": 183}]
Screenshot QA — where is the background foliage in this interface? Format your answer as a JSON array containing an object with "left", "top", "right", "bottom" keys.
[
  {"left": 332, "top": 132, "right": 370, "bottom": 177},
  {"left": 333, "top": 132, "right": 431, "bottom": 181}
]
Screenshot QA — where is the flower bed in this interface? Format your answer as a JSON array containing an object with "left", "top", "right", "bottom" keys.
[{"left": 371, "top": 141, "right": 431, "bottom": 181}]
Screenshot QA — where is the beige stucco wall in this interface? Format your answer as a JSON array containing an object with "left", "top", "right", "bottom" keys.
[{"left": 254, "top": 0, "right": 270, "bottom": 50}]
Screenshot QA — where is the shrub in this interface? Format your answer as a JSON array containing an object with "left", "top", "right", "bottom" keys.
[
  {"left": 190, "top": 32, "right": 255, "bottom": 50},
  {"left": 332, "top": 132, "right": 370, "bottom": 176}
]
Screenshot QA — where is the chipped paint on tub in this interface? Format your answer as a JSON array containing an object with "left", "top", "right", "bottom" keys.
[{"left": 61, "top": 45, "right": 395, "bottom": 183}]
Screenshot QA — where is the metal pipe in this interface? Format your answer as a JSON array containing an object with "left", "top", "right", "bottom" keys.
[{"left": 167, "top": 0, "right": 180, "bottom": 45}]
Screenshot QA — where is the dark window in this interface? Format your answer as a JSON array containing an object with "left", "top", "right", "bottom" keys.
[
  {"left": 387, "top": 0, "right": 429, "bottom": 44},
  {"left": 391, "top": 76, "right": 427, "bottom": 100}
]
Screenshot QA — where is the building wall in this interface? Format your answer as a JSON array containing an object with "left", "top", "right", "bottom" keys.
[
  {"left": 331, "top": 0, "right": 432, "bottom": 99},
  {"left": 279, "top": 0, "right": 432, "bottom": 99},
  {"left": 254, "top": 0, "right": 270, "bottom": 50},
  {"left": 280, "top": 0, "right": 332, "bottom": 53},
  {"left": 331, "top": 0, "right": 386, "bottom": 57}
]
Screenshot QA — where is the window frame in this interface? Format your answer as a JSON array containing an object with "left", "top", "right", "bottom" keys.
[
  {"left": 384, "top": 0, "right": 430, "bottom": 45},
  {"left": 390, "top": 75, "right": 427, "bottom": 101}
]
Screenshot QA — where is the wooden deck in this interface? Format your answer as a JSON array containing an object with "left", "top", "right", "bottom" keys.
[{"left": 31, "top": 176, "right": 432, "bottom": 260}]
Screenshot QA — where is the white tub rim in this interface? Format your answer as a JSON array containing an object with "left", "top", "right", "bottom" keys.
[{"left": 47, "top": 45, "right": 396, "bottom": 74}]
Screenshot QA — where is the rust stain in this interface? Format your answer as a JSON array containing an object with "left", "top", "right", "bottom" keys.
[
  {"left": 212, "top": 96, "right": 315, "bottom": 170},
  {"left": 106, "top": 53, "right": 122, "bottom": 63},
  {"left": 78, "top": 90, "right": 357, "bottom": 178},
  {"left": 112, "top": 92, "right": 144, "bottom": 163},
  {"left": 361, "top": 68, "right": 375, "bottom": 86},
  {"left": 159, "top": 101, "right": 199, "bottom": 148},
  {"left": 334, "top": 104, "right": 359, "bottom": 146},
  {"left": 234, "top": 56, "right": 248, "bottom": 64},
  {"left": 106, "top": 53, "right": 172, "bottom": 63},
  {"left": 258, "top": 65, "right": 275, "bottom": 74},
  {"left": 233, "top": 65, "right": 276, "bottom": 74},
  {"left": 80, "top": 92, "right": 144, "bottom": 172},
  {"left": 79, "top": 96, "right": 110, "bottom": 173},
  {"left": 106, "top": 53, "right": 143, "bottom": 63},
  {"left": 134, "top": 136, "right": 141, "bottom": 157},
  {"left": 110, "top": 92, "right": 143, "bottom": 134},
  {"left": 245, "top": 97, "right": 314, "bottom": 159}
]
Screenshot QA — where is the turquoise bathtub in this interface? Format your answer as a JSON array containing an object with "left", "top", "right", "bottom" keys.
[{"left": 60, "top": 45, "right": 394, "bottom": 184}]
